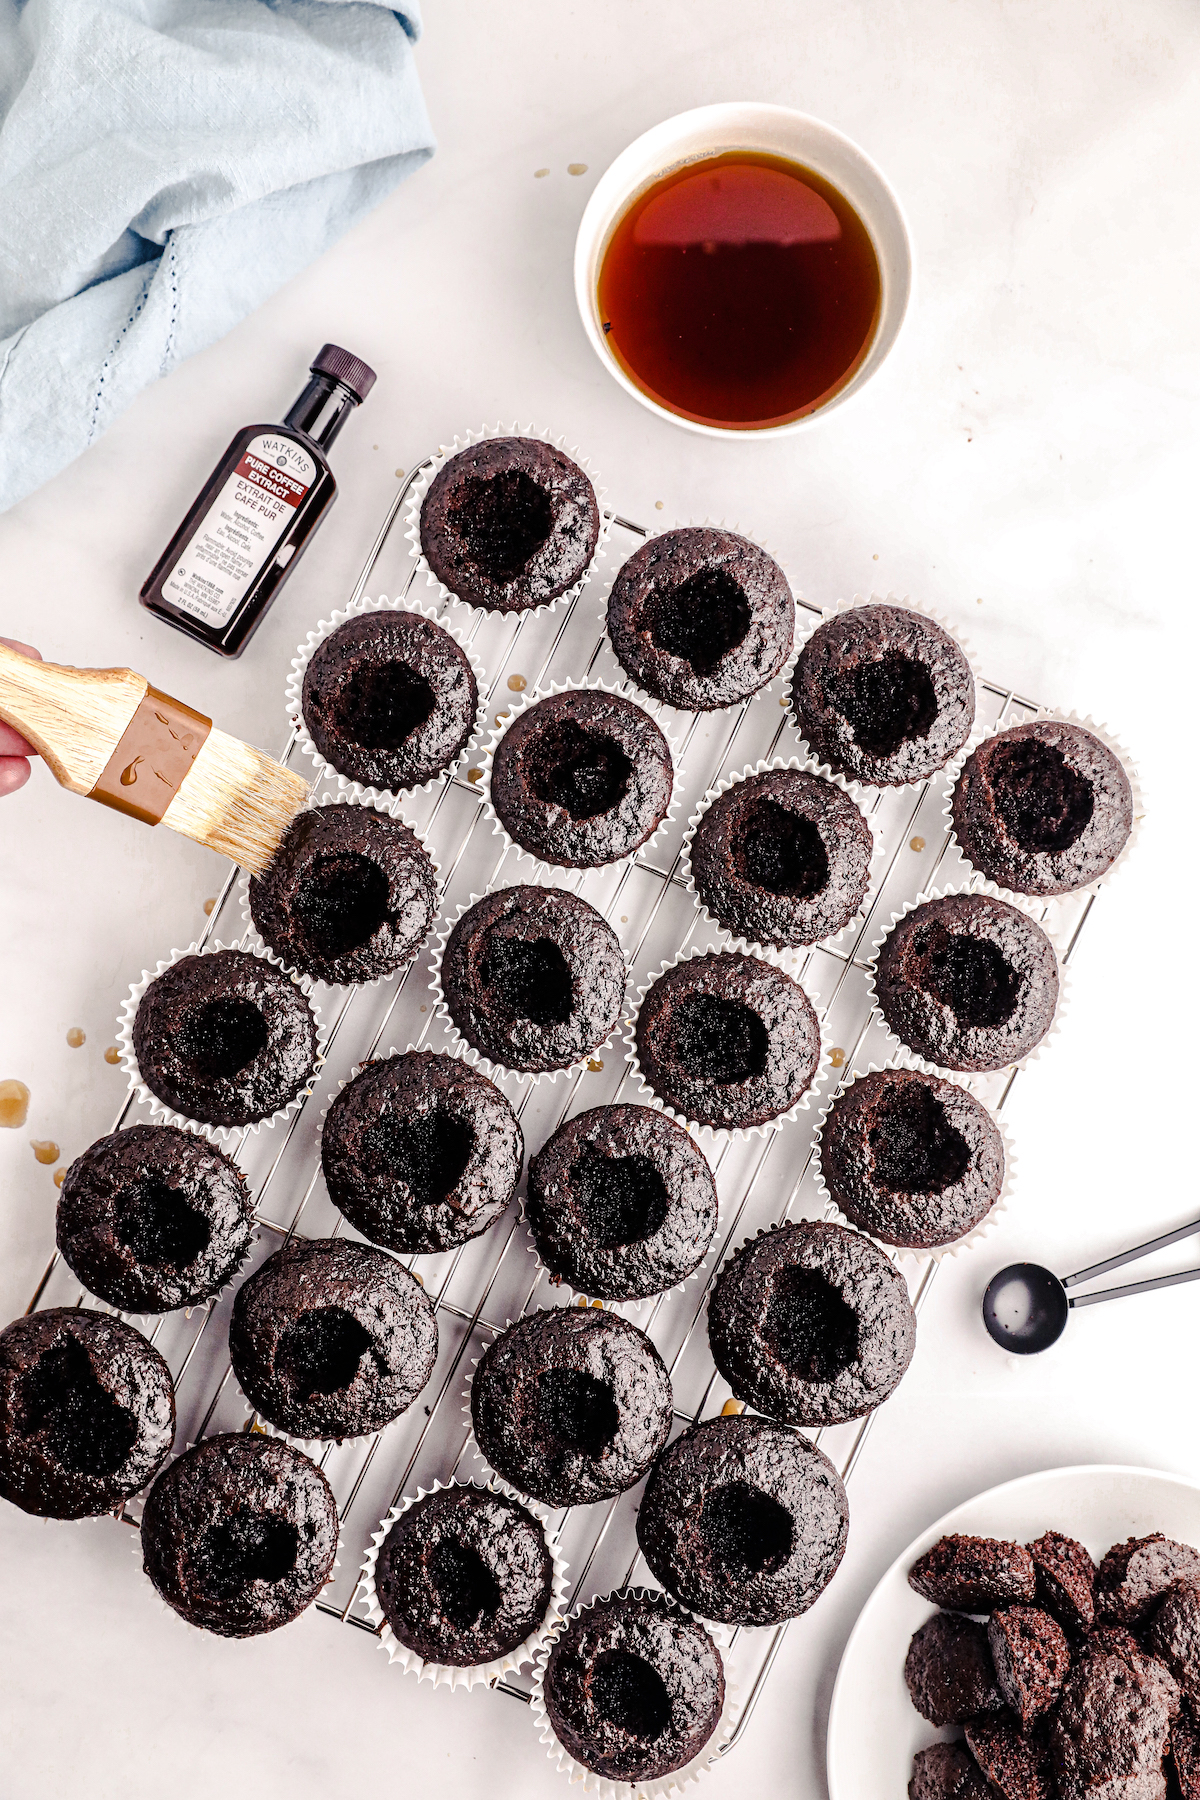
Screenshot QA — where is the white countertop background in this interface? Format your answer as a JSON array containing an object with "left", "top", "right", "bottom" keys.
[{"left": 2, "top": 2, "right": 1198, "bottom": 1794}]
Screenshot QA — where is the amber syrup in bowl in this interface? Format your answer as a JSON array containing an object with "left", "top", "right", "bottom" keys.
[{"left": 597, "top": 151, "right": 881, "bottom": 431}]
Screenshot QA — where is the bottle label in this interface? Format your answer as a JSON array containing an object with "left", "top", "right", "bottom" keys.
[{"left": 160, "top": 434, "right": 317, "bottom": 628}]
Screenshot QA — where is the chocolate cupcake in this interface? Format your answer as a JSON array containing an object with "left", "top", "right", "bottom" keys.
[
  {"left": 440, "top": 885, "right": 625, "bottom": 1075},
  {"left": 489, "top": 688, "right": 673, "bottom": 869},
  {"left": 818, "top": 1069, "right": 1006, "bottom": 1249},
  {"left": 228, "top": 1236, "right": 437, "bottom": 1440},
  {"left": 249, "top": 804, "right": 438, "bottom": 986},
  {"left": 526, "top": 1104, "right": 717, "bottom": 1301},
  {"left": 688, "top": 766, "right": 873, "bottom": 948},
  {"left": 0, "top": 1308, "right": 175, "bottom": 1519},
  {"left": 873, "top": 893, "right": 1060, "bottom": 1072},
  {"left": 420, "top": 436, "right": 600, "bottom": 613},
  {"left": 636, "top": 1413, "right": 849, "bottom": 1626},
  {"left": 140, "top": 1433, "right": 338, "bottom": 1637},
  {"left": 540, "top": 1591, "right": 726, "bottom": 1783},
  {"left": 793, "top": 602, "right": 975, "bottom": 786},
  {"left": 372, "top": 1484, "right": 555, "bottom": 1666},
  {"left": 131, "top": 948, "right": 320, "bottom": 1128},
  {"left": 56, "top": 1124, "right": 255, "bottom": 1313},
  {"left": 707, "top": 1220, "right": 916, "bottom": 1426},
  {"left": 470, "top": 1307, "right": 672, "bottom": 1506},
  {"left": 633, "top": 951, "right": 820, "bottom": 1131},
  {"left": 299, "top": 609, "right": 478, "bottom": 793},
  {"left": 322, "top": 1051, "right": 522, "bottom": 1255},
  {"left": 951, "top": 719, "right": 1134, "bottom": 897},
  {"left": 607, "top": 527, "right": 794, "bottom": 711}
]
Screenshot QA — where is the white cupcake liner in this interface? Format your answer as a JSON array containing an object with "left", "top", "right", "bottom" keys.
[
  {"left": 528, "top": 1585, "right": 742, "bottom": 1800},
  {"left": 810, "top": 1060, "right": 1017, "bottom": 1264},
  {"left": 285, "top": 592, "right": 489, "bottom": 804},
  {"left": 477, "top": 677, "right": 687, "bottom": 876},
  {"left": 595, "top": 517, "right": 803, "bottom": 723},
  {"left": 428, "top": 891, "right": 629, "bottom": 1088},
  {"left": 939, "top": 707, "right": 1145, "bottom": 906},
  {"left": 786, "top": 591, "right": 986, "bottom": 792},
  {"left": 864, "top": 878, "right": 1073, "bottom": 1082},
  {"left": 623, "top": 948, "right": 829, "bottom": 1145},
  {"left": 236, "top": 791, "right": 441, "bottom": 992},
  {"left": 404, "top": 423, "right": 611, "bottom": 617},
  {"left": 679, "top": 753, "right": 886, "bottom": 967},
  {"left": 355, "top": 1476, "right": 571, "bottom": 1690},
  {"left": 116, "top": 940, "right": 327, "bottom": 1144}
]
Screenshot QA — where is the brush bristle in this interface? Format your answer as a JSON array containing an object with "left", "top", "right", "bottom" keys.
[{"left": 162, "top": 728, "right": 311, "bottom": 875}]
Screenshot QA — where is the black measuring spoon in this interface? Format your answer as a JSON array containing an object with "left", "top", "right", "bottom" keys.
[{"left": 982, "top": 1213, "right": 1200, "bottom": 1353}]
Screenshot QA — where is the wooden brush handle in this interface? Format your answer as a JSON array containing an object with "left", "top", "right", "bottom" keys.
[{"left": 0, "top": 642, "right": 147, "bottom": 793}]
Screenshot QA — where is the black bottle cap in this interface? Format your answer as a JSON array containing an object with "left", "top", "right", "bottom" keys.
[{"left": 311, "top": 344, "right": 376, "bottom": 402}]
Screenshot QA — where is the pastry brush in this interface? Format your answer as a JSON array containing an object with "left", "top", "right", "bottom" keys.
[{"left": 0, "top": 641, "right": 310, "bottom": 875}]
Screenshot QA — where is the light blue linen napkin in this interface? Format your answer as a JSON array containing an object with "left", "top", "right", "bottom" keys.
[{"left": 0, "top": 0, "right": 434, "bottom": 512}]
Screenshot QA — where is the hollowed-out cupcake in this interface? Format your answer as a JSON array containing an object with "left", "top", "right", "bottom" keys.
[
  {"left": 419, "top": 436, "right": 600, "bottom": 612},
  {"left": 130, "top": 948, "right": 320, "bottom": 1129},
  {"left": 470, "top": 1307, "right": 672, "bottom": 1506},
  {"left": 873, "top": 892, "right": 1059, "bottom": 1072},
  {"left": 0, "top": 1308, "right": 175, "bottom": 1519},
  {"left": 707, "top": 1220, "right": 916, "bottom": 1426},
  {"left": 526, "top": 1103, "right": 717, "bottom": 1301},
  {"left": 792, "top": 602, "right": 975, "bottom": 786},
  {"left": 56, "top": 1123, "right": 255, "bottom": 1313},
  {"left": 633, "top": 951, "right": 820, "bottom": 1132},
  {"left": 636, "top": 1412, "right": 849, "bottom": 1626},
  {"left": 818, "top": 1068, "right": 1006, "bottom": 1249},
  {"left": 489, "top": 687, "right": 674, "bottom": 868},
  {"left": 248, "top": 804, "right": 438, "bottom": 986},
  {"left": 607, "top": 526, "right": 794, "bottom": 710},
  {"left": 322, "top": 1051, "right": 523, "bottom": 1255},
  {"left": 950, "top": 719, "right": 1134, "bottom": 897},
  {"left": 299, "top": 608, "right": 479, "bottom": 792},
  {"left": 687, "top": 765, "right": 874, "bottom": 948},
  {"left": 438, "top": 886, "right": 625, "bottom": 1076}
]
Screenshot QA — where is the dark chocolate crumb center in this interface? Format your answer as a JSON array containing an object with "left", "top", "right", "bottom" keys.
[
  {"left": 114, "top": 1176, "right": 212, "bottom": 1270},
  {"left": 340, "top": 660, "right": 436, "bottom": 751},
  {"left": 700, "top": 1480, "right": 794, "bottom": 1576},
  {"left": 177, "top": 997, "right": 269, "bottom": 1080},
  {"left": 647, "top": 566, "right": 751, "bottom": 675},
  {"left": 990, "top": 736, "right": 1095, "bottom": 854},
  {"left": 591, "top": 1649, "right": 673, "bottom": 1741},
  {"left": 535, "top": 1367, "right": 620, "bottom": 1458},
  {"left": 448, "top": 470, "right": 555, "bottom": 581},
  {"left": 734, "top": 798, "right": 830, "bottom": 897},
  {"left": 364, "top": 1107, "right": 476, "bottom": 1206},
  {"left": 197, "top": 1511, "right": 300, "bottom": 1595},
  {"left": 571, "top": 1146, "right": 670, "bottom": 1249},
  {"left": 824, "top": 650, "right": 938, "bottom": 757},
  {"left": 295, "top": 851, "right": 391, "bottom": 957},
  {"left": 16, "top": 1334, "right": 139, "bottom": 1476},
  {"left": 913, "top": 926, "right": 1022, "bottom": 1029},
  {"left": 669, "top": 992, "right": 768, "bottom": 1085},
  {"left": 273, "top": 1305, "right": 373, "bottom": 1397},
  {"left": 482, "top": 934, "right": 574, "bottom": 1026},
  {"left": 764, "top": 1265, "right": 859, "bottom": 1381},
  {"left": 527, "top": 718, "right": 634, "bottom": 820},
  {"left": 867, "top": 1083, "right": 972, "bottom": 1195},
  {"left": 428, "top": 1534, "right": 503, "bottom": 1630}
]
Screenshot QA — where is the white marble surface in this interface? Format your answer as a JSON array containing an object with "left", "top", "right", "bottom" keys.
[{"left": 2, "top": 3, "right": 1199, "bottom": 1795}]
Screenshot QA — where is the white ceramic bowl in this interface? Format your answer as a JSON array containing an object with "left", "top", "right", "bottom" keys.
[{"left": 574, "top": 102, "right": 913, "bottom": 439}]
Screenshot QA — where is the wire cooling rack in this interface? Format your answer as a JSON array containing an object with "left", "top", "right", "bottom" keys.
[{"left": 23, "top": 460, "right": 1101, "bottom": 1764}]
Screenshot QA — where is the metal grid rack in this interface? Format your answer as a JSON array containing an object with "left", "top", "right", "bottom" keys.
[{"left": 24, "top": 459, "right": 1099, "bottom": 1763}]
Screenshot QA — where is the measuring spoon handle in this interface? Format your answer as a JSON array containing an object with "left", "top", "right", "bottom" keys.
[
  {"left": 1064, "top": 1216, "right": 1200, "bottom": 1289},
  {"left": 1071, "top": 1264, "right": 1200, "bottom": 1309}
]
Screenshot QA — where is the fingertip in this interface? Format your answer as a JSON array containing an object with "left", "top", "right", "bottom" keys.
[
  {"left": 0, "top": 637, "right": 41, "bottom": 662},
  {"left": 0, "top": 756, "right": 32, "bottom": 796}
]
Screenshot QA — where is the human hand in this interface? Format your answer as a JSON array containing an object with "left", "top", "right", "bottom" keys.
[{"left": 0, "top": 638, "right": 40, "bottom": 795}]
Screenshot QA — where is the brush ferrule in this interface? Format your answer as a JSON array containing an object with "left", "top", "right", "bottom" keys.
[{"left": 89, "top": 687, "right": 212, "bottom": 825}]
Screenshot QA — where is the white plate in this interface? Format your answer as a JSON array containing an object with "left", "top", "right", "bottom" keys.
[{"left": 826, "top": 1463, "right": 1200, "bottom": 1799}]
